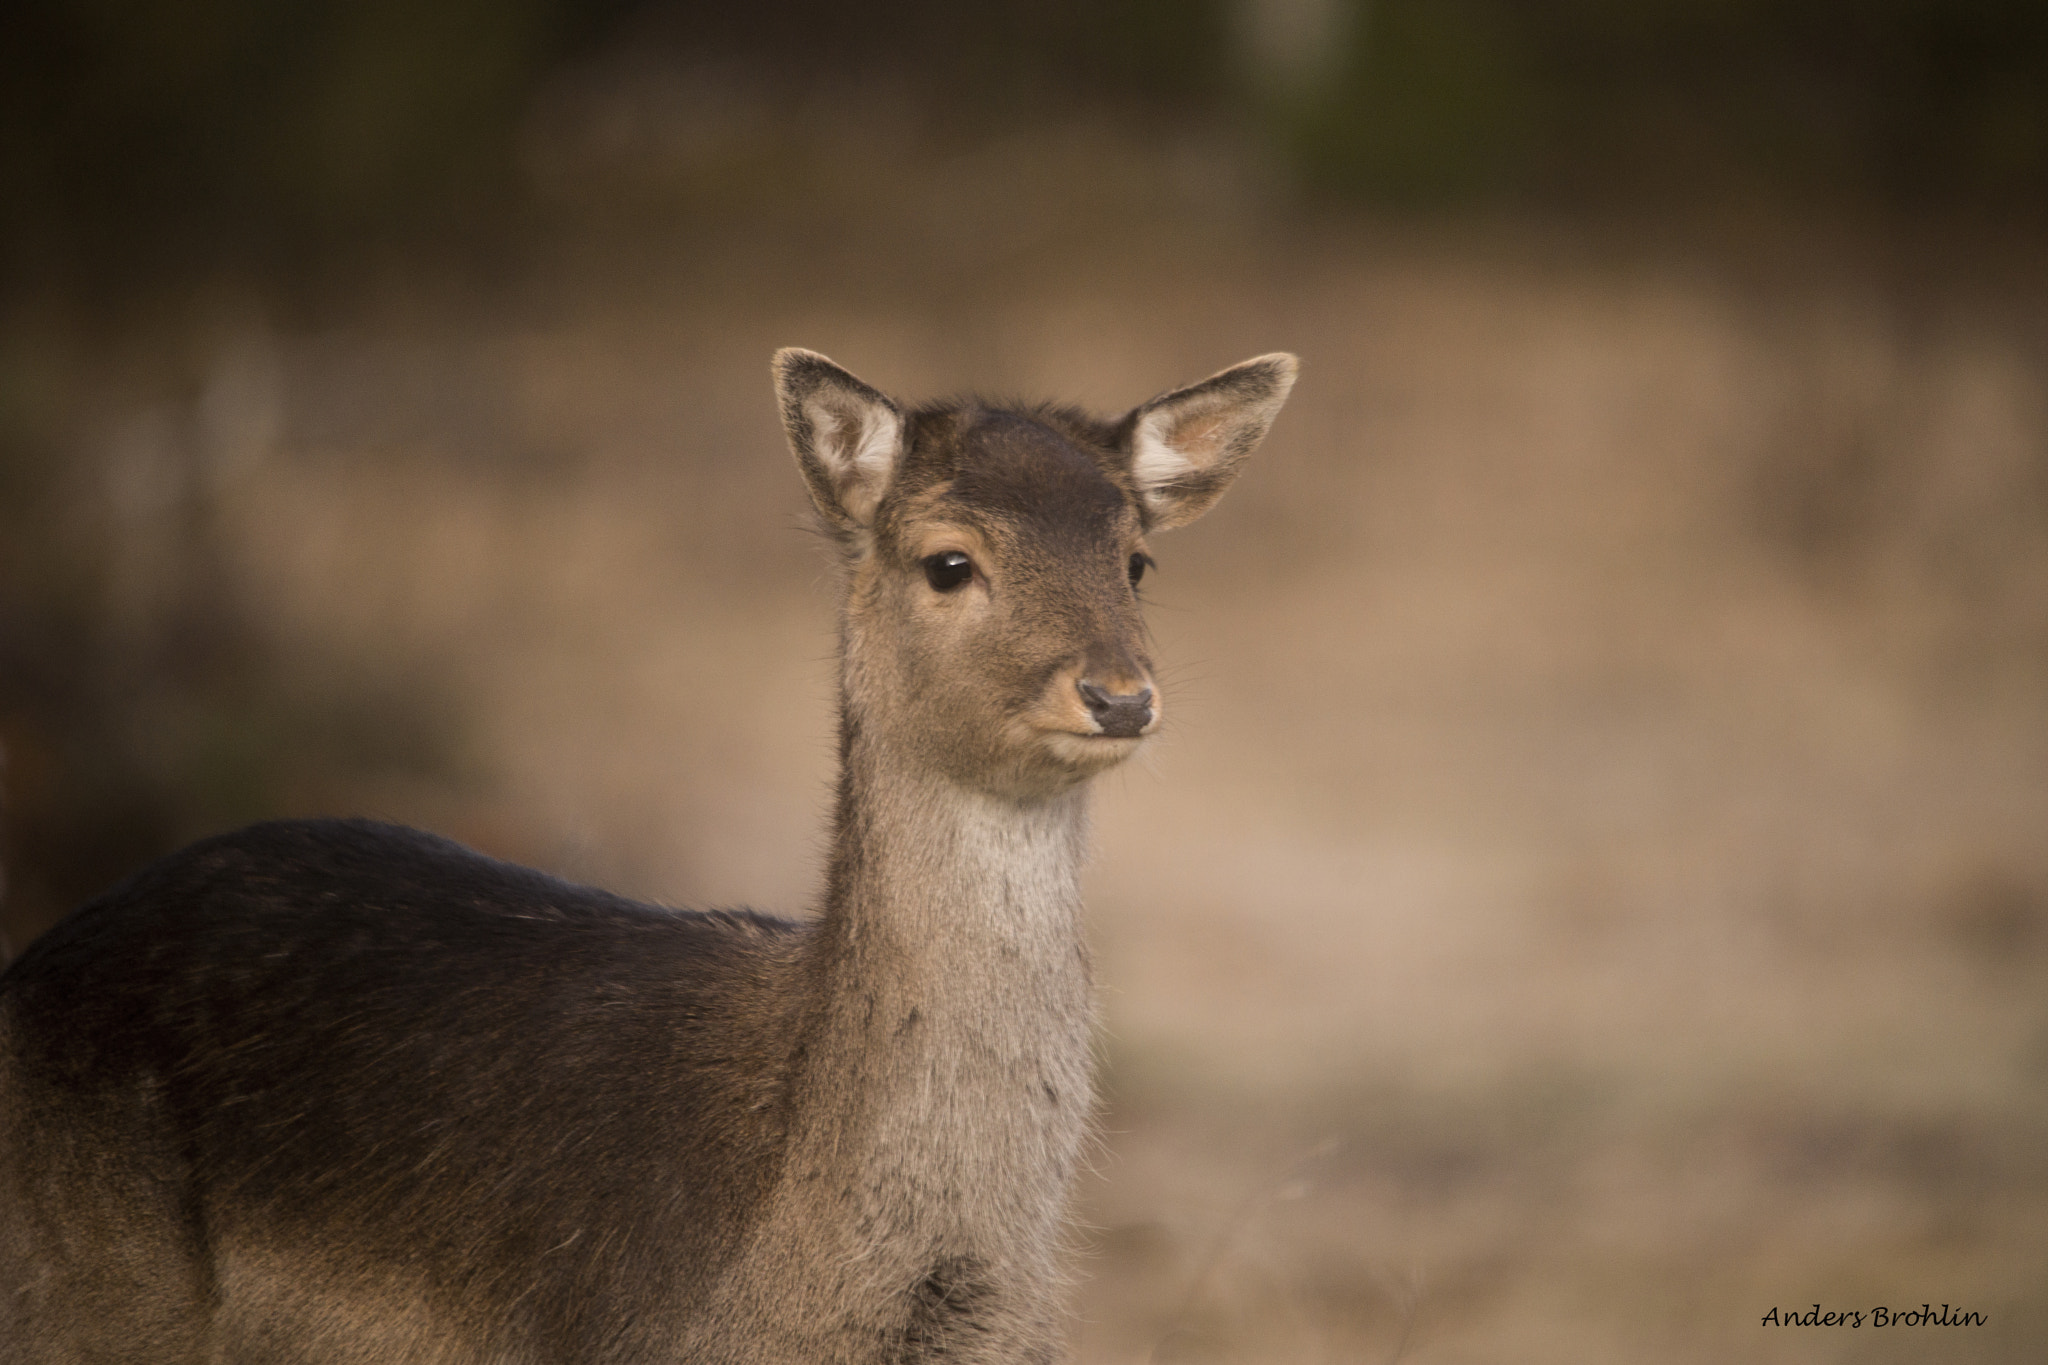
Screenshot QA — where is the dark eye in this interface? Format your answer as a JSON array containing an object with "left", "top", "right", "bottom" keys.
[
  {"left": 923, "top": 551, "right": 974, "bottom": 592},
  {"left": 1128, "top": 552, "right": 1154, "bottom": 586}
]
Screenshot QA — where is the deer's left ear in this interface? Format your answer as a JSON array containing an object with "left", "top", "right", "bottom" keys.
[{"left": 1120, "top": 353, "right": 1298, "bottom": 531}]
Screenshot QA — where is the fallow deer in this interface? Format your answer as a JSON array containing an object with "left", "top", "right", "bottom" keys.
[{"left": 0, "top": 348, "right": 1297, "bottom": 1363}]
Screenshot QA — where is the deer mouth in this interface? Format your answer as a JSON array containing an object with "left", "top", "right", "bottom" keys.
[
  {"left": 1038, "top": 729, "right": 1148, "bottom": 774},
  {"left": 1024, "top": 712, "right": 1157, "bottom": 745}
]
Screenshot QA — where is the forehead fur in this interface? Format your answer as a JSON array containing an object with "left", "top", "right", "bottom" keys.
[{"left": 884, "top": 402, "right": 1132, "bottom": 542}]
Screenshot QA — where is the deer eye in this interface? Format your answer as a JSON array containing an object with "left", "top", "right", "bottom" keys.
[
  {"left": 1128, "top": 552, "right": 1154, "bottom": 586},
  {"left": 923, "top": 551, "right": 974, "bottom": 592}
]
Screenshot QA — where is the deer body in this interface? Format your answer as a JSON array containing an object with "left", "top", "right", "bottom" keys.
[{"left": 0, "top": 350, "right": 1295, "bottom": 1363}]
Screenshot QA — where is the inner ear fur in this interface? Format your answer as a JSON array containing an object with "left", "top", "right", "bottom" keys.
[
  {"left": 1123, "top": 353, "right": 1298, "bottom": 531},
  {"left": 773, "top": 348, "right": 905, "bottom": 538}
]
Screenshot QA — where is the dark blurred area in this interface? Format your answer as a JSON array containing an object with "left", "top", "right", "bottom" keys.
[
  {"left": 5, "top": 0, "right": 2047, "bottom": 302},
  {"left": 3, "top": 4, "right": 2047, "bottom": 1357}
]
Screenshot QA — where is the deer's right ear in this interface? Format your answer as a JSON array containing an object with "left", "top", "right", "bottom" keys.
[{"left": 774, "top": 348, "right": 905, "bottom": 536}]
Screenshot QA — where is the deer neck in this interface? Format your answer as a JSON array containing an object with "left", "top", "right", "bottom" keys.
[
  {"left": 817, "top": 718, "right": 1095, "bottom": 1055},
  {"left": 840, "top": 719, "right": 1087, "bottom": 929},
  {"left": 775, "top": 707, "right": 1097, "bottom": 1249},
  {"left": 701, "top": 732, "right": 1093, "bottom": 1354}
]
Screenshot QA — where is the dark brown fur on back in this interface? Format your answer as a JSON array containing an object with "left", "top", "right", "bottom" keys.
[{"left": 2, "top": 819, "right": 804, "bottom": 1360}]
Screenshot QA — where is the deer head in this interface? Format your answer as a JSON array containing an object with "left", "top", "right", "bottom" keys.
[{"left": 775, "top": 349, "right": 1297, "bottom": 801}]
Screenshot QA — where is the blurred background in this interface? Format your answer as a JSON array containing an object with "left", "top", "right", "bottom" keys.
[{"left": 3, "top": 1, "right": 2046, "bottom": 1359}]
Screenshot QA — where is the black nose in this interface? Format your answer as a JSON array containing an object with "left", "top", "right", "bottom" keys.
[{"left": 1077, "top": 681, "right": 1154, "bottom": 738}]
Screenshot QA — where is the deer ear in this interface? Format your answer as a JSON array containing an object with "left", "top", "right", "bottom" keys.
[
  {"left": 773, "top": 348, "right": 905, "bottom": 535},
  {"left": 1122, "top": 353, "right": 1297, "bottom": 531}
]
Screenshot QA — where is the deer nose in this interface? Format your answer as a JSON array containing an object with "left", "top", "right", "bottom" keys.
[{"left": 1076, "top": 680, "right": 1154, "bottom": 738}]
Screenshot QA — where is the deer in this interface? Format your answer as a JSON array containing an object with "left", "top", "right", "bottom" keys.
[{"left": 0, "top": 347, "right": 1297, "bottom": 1364}]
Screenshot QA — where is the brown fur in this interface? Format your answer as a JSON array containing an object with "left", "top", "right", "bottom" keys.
[{"left": 0, "top": 349, "right": 1296, "bottom": 1363}]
